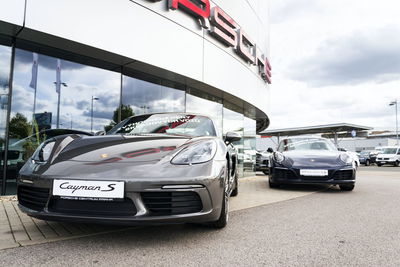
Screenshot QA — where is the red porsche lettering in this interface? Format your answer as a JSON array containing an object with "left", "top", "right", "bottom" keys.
[
  {"left": 168, "top": 0, "right": 210, "bottom": 28},
  {"left": 209, "top": 7, "right": 237, "bottom": 47}
]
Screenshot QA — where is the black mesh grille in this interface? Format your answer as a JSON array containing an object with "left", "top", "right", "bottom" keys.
[
  {"left": 333, "top": 170, "right": 353, "bottom": 180},
  {"left": 273, "top": 169, "right": 292, "bottom": 179},
  {"left": 141, "top": 192, "right": 203, "bottom": 216},
  {"left": 18, "top": 186, "right": 50, "bottom": 211},
  {"left": 49, "top": 198, "right": 137, "bottom": 217}
]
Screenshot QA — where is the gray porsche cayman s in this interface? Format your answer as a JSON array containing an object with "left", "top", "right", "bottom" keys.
[{"left": 17, "top": 113, "right": 241, "bottom": 228}]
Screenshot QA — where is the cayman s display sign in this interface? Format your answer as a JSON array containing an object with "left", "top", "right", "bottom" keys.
[{"left": 146, "top": 0, "right": 272, "bottom": 84}]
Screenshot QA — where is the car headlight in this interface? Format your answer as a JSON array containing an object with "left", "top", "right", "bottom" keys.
[
  {"left": 339, "top": 153, "right": 353, "bottom": 165},
  {"left": 33, "top": 141, "right": 55, "bottom": 162},
  {"left": 171, "top": 140, "right": 217, "bottom": 165},
  {"left": 273, "top": 152, "right": 285, "bottom": 164}
]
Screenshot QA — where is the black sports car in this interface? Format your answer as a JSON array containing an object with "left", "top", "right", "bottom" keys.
[
  {"left": 17, "top": 113, "right": 240, "bottom": 228},
  {"left": 268, "top": 137, "right": 356, "bottom": 191}
]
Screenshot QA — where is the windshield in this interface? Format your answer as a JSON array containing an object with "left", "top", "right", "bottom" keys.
[
  {"left": 382, "top": 148, "right": 399, "bottom": 154},
  {"left": 107, "top": 114, "right": 217, "bottom": 137},
  {"left": 278, "top": 138, "right": 337, "bottom": 152},
  {"left": 360, "top": 151, "right": 370, "bottom": 156}
]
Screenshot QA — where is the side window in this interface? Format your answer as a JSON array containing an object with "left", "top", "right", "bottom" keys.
[{"left": 397, "top": 149, "right": 400, "bottom": 155}]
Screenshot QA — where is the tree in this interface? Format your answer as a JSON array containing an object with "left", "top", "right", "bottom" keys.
[
  {"left": 104, "top": 105, "right": 134, "bottom": 132},
  {"left": 8, "top": 113, "right": 31, "bottom": 139}
]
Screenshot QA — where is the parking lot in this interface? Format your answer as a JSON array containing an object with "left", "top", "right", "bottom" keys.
[{"left": 1, "top": 166, "right": 399, "bottom": 266}]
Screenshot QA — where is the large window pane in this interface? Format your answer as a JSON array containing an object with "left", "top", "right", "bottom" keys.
[
  {"left": 0, "top": 44, "right": 12, "bottom": 195},
  {"left": 7, "top": 49, "right": 120, "bottom": 194},
  {"left": 223, "top": 105, "right": 244, "bottom": 178},
  {"left": 244, "top": 116, "right": 256, "bottom": 177},
  {"left": 186, "top": 88, "right": 223, "bottom": 137},
  {"left": 122, "top": 75, "right": 185, "bottom": 118}
]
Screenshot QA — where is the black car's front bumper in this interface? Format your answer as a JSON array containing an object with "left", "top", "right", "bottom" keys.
[{"left": 269, "top": 167, "right": 356, "bottom": 185}]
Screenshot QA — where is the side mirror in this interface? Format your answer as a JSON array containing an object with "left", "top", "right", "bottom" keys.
[
  {"left": 338, "top": 147, "right": 347, "bottom": 152},
  {"left": 224, "top": 132, "right": 241, "bottom": 144},
  {"left": 95, "top": 131, "right": 106, "bottom": 136},
  {"left": 267, "top": 147, "right": 274, "bottom": 153}
]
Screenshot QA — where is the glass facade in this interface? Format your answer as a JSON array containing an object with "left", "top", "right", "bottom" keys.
[
  {"left": 0, "top": 44, "right": 12, "bottom": 195},
  {"left": 0, "top": 44, "right": 259, "bottom": 195}
]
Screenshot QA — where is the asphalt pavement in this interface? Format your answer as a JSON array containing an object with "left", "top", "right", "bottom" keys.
[{"left": 0, "top": 166, "right": 399, "bottom": 267}]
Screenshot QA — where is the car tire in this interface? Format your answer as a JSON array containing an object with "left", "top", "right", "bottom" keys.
[
  {"left": 262, "top": 170, "right": 269, "bottom": 175},
  {"left": 339, "top": 184, "right": 355, "bottom": 191},
  {"left": 209, "top": 162, "right": 230, "bottom": 229},
  {"left": 269, "top": 178, "right": 280, "bottom": 189},
  {"left": 231, "top": 174, "right": 239, "bottom": 197},
  {"left": 365, "top": 159, "right": 370, "bottom": 166},
  {"left": 395, "top": 161, "right": 399, "bottom": 167},
  {"left": 377, "top": 163, "right": 382, "bottom": 167}
]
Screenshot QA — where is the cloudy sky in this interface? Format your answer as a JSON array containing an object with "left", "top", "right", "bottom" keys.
[{"left": 268, "top": 0, "right": 400, "bottom": 131}]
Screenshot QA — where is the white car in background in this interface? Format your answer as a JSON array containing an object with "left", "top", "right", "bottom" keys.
[{"left": 376, "top": 147, "right": 400, "bottom": 167}]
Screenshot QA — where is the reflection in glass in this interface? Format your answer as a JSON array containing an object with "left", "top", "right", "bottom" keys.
[
  {"left": 186, "top": 89, "right": 223, "bottom": 136},
  {"left": 244, "top": 116, "right": 256, "bottom": 177},
  {"left": 0, "top": 44, "right": 12, "bottom": 194},
  {"left": 223, "top": 106, "right": 244, "bottom": 178},
  {"left": 122, "top": 76, "right": 185, "bottom": 117},
  {"left": 7, "top": 49, "right": 120, "bottom": 193}
]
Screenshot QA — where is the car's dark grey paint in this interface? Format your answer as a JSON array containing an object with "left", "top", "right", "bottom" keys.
[{"left": 17, "top": 113, "right": 239, "bottom": 228}]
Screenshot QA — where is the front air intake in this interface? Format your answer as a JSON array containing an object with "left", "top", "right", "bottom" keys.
[{"left": 141, "top": 191, "right": 203, "bottom": 216}]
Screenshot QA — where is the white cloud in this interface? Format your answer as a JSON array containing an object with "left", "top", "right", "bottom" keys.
[{"left": 269, "top": 0, "right": 400, "bottom": 131}]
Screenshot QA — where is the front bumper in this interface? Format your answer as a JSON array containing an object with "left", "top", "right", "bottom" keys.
[
  {"left": 269, "top": 167, "right": 356, "bottom": 185},
  {"left": 17, "top": 174, "right": 225, "bottom": 225},
  {"left": 376, "top": 159, "right": 397, "bottom": 165}
]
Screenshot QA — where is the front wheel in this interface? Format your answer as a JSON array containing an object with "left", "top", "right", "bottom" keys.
[
  {"left": 231, "top": 174, "right": 238, "bottom": 197},
  {"left": 209, "top": 190, "right": 229, "bottom": 229},
  {"left": 340, "top": 184, "right": 355, "bottom": 191},
  {"left": 394, "top": 161, "right": 399, "bottom": 167},
  {"left": 269, "top": 179, "right": 280, "bottom": 189},
  {"left": 365, "top": 159, "right": 370, "bottom": 166},
  {"left": 377, "top": 163, "right": 382, "bottom": 167}
]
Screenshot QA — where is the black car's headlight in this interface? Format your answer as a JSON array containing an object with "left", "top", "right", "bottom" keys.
[
  {"left": 273, "top": 152, "right": 285, "bottom": 164},
  {"left": 339, "top": 153, "right": 353, "bottom": 165},
  {"left": 33, "top": 141, "right": 56, "bottom": 162},
  {"left": 171, "top": 140, "right": 217, "bottom": 165}
]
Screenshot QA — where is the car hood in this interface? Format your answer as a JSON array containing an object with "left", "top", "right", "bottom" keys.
[
  {"left": 20, "top": 134, "right": 222, "bottom": 179},
  {"left": 282, "top": 150, "right": 342, "bottom": 167},
  {"left": 53, "top": 134, "right": 190, "bottom": 164}
]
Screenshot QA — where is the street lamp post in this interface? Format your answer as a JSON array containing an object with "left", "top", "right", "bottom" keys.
[
  {"left": 54, "top": 81, "right": 68, "bottom": 129},
  {"left": 91, "top": 96, "right": 99, "bottom": 133},
  {"left": 390, "top": 100, "right": 399, "bottom": 145}
]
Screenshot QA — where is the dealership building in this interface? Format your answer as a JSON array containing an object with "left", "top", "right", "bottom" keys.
[{"left": 0, "top": 0, "right": 271, "bottom": 195}]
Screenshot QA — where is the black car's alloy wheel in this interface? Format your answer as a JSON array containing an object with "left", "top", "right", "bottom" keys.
[{"left": 365, "top": 159, "right": 370, "bottom": 166}]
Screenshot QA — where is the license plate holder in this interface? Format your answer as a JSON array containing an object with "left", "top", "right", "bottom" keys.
[
  {"left": 52, "top": 179, "right": 124, "bottom": 201},
  {"left": 300, "top": 169, "right": 328, "bottom": 177}
]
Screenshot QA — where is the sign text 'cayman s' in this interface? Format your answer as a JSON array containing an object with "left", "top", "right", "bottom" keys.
[{"left": 147, "top": 0, "right": 272, "bottom": 83}]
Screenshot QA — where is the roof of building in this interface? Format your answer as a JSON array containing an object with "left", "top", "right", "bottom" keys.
[{"left": 260, "top": 123, "right": 373, "bottom": 137}]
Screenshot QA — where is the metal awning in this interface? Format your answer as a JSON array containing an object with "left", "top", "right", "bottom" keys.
[{"left": 260, "top": 123, "right": 373, "bottom": 145}]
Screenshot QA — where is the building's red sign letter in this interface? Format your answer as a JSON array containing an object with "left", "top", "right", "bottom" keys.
[
  {"left": 168, "top": 0, "right": 210, "bottom": 28},
  {"left": 236, "top": 29, "right": 255, "bottom": 65},
  {"left": 209, "top": 7, "right": 237, "bottom": 47}
]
